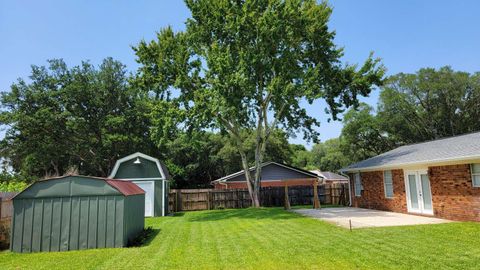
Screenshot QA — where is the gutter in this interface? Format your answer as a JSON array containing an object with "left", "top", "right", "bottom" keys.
[
  {"left": 339, "top": 171, "right": 352, "bottom": 207},
  {"left": 341, "top": 154, "right": 480, "bottom": 173}
]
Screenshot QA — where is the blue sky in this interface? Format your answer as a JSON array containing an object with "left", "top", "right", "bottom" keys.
[{"left": 1, "top": 0, "right": 479, "bottom": 147}]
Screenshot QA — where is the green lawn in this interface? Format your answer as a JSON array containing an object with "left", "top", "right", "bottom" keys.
[{"left": 1, "top": 207, "right": 480, "bottom": 269}]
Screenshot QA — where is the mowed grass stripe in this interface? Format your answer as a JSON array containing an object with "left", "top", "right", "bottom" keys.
[{"left": 1, "top": 207, "right": 480, "bottom": 269}]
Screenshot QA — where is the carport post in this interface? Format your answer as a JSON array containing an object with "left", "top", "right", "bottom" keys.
[
  {"left": 284, "top": 182, "right": 290, "bottom": 210},
  {"left": 313, "top": 179, "right": 321, "bottom": 209}
]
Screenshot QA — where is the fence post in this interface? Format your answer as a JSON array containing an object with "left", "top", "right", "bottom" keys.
[
  {"left": 176, "top": 190, "right": 182, "bottom": 212},
  {"left": 206, "top": 190, "right": 210, "bottom": 210},
  {"left": 331, "top": 183, "right": 335, "bottom": 204}
]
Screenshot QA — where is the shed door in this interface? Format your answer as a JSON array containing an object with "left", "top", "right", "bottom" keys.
[{"left": 134, "top": 181, "right": 154, "bottom": 217}]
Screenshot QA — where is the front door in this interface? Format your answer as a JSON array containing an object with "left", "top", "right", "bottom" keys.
[
  {"left": 134, "top": 181, "right": 154, "bottom": 217},
  {"left": 405, "top": 170, "right": 433, "bottom": 215}
]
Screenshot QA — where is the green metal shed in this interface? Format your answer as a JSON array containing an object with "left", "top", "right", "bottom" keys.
[
  {"left": 10, "top": 175, "right": 145, "bottom": 253},
  {"left": 109, "top": 152, "right": 170, "bottom": 217}
]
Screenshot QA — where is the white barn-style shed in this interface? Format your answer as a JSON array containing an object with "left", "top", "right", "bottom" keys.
[{"left": 109, "top": 152, "right": 170, "bottom": 217}]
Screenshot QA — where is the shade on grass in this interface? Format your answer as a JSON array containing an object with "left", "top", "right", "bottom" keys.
[{"left": 1, "top": 207, "right": 479, "bottom": 269}]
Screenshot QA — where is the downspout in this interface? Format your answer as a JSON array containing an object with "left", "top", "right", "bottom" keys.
[
  {"left": 339, "top": 171, "right": 352, "bottom": 206},
  {"left": 220, "top": 181, "right": 228, "bottom": 189}
]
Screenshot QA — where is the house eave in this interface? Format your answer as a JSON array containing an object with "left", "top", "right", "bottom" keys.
[
  {"left": 211, "top": 161, "right": 320, "bottom": 183},
  {"left": 340, "top": 154, "right": 480, "bottom": 173}
]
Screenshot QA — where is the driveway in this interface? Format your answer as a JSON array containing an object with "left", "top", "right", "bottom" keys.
[{"left": 293, "top": 207, "right": 451, "bottom": 228}]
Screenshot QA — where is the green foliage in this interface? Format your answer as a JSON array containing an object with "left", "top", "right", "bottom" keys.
[
  {"left": 341, "top": 103, "right": 396, "bottom": 162},
  {"left": 166, "top": 129, "right": 293, "bottom": 188},
  {"left": 290, "top": 144, "right": 313, "bottom": 169},
  {"left": 0, "top": 58, "right": 154, "bottom": 177},
  {"left": 0, "top": 181, "right": 28, "bottom": 192},
  {"left": 217, "top": 129, "right": 293, "bottom": 170},
  {"left": 292, "top": 138, "right": 351, "bottom": 172},
  {"left": 378, "top": 66, "right": 480, "bottom": 143},
  {"left": 134, "top": 0, "right": 384, "bottom": 138},
  {"left": 0, "top": 172, "right": 29, "bottom": 191},
  {"left": 337, "top": 66, "right": 480, "bottom": 163},
  {"left": 163, "top": 132, "right": 226, "bottom": 188},
  {"left": 134, "top": 0, "right": 384, "bottom": 203},
  {"left": 315, "top": 138, "right": 351, "bottom": 172}
]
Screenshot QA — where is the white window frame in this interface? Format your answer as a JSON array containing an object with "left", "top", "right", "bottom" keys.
[
  {"left": 354, "top": 173, "right": 362, "bottom": 197},
  {"left": 471, "top": 164, "right": 480, "bottom": 187},
  {"left": 383, "top": 170, "right": 394, "bottom": 199}
]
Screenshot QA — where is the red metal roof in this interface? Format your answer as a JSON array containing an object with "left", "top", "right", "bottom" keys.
[{"left": 105, "top": 179, "right": 145, "bottom": 196}]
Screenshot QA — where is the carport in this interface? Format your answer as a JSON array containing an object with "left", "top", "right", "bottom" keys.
[{"left": 293, "top": 207, "right": 450, "bottom": 228}]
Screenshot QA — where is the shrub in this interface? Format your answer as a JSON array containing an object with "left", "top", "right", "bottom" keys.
[{"left": 0, "top": 181, "right": 28, "bottom": 192}]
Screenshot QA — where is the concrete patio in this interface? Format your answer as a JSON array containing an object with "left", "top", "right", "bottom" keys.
[{"left": 293, "top": 207, "right": 451, "bottom": 229}]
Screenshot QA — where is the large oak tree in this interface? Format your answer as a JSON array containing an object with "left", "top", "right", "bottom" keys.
[
  {"left": 0, "top": 58, "right": 153, "bottom": 178},
  {"left": 134, "top": 0, "right": 384, "bottom": 206}
]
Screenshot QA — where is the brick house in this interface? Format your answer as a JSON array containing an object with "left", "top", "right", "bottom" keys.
[
  {"left": 341, "top": 132, "right": 480, "bottom": 222},
  {"left": 212, "top": 162, "right": 321, "bottom": 189}
]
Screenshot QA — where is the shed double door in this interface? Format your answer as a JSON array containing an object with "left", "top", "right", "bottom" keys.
[{"left": 405, "top": 170, "right": 433, "bottom": 215}]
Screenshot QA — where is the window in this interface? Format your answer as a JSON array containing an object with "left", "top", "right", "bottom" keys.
[
  {"left": 472, "top": 164, "right": 480, "bottom": 187},
  {"left": 354, "top": 173, "right": 362, "bottom": 197},
  {"left": 383, "top": 170, "right": 394, "bottom": 198}
]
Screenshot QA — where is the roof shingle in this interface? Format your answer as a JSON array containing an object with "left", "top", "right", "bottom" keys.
[{"left": 342, "top": 132, "right": 480, "bottom": 172}]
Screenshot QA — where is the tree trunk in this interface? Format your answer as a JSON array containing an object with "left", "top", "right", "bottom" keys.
[
  {"left": 239, "top": 149, "right": 257, "bottom": 206},
  {"left": 252, "top": 134, "right": 262, "bottom": 207},
  {"left": 252, "top": 108, "right": 265, "bottom": 208}
]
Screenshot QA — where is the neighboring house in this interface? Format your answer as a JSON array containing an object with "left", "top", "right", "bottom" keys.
[
  {"left": 212, "top": 162, "right": 321, "bottom": 189},
  {"left": 109, "top": 152, "right": 170, "bottom": 217},
  {"left": 340, "top": 132, "right": 480, "bottom": 222},
  {"left": 309, "top": 170, "right": 349, "bottom": 184}
]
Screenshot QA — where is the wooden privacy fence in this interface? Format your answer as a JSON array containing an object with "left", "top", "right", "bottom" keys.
[
  {"left": 0, "top": 192, "right": 17, "bottom": 250},
  {"left": 169, "top": 183, "right": 349, "bottom": 212}
]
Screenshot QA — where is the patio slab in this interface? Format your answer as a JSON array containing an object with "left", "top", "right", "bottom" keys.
[{"left": 292, "top": 207, "right": 451, "bottom": 228}]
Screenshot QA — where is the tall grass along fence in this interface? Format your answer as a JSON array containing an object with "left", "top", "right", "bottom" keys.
[
  {"left": 0, "top": 192, "right": 17, "bottom": 249},
  {"left": 169, "top": 183, "right": 349, "bottom": 212}
]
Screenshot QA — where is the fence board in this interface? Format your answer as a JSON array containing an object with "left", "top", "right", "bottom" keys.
[
  {"left": 168, "top": 183, "right": 350, "bottom": 212},
  {"left": 0, "top": 192, "right": 17, "bottom": 250}
]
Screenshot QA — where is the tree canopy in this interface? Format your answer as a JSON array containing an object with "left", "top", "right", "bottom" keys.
[
  {"left": 378, "top": 66, "right": 480, "bottom": 143},
  {"left": 0, "top": 58, "right": 153, "bottom": 178},
  {"left": 0, "top": 57, "right": 297, "bottom": 188},
  {"left": 133, "top": 0, "right": 384, "bottom": 205}
]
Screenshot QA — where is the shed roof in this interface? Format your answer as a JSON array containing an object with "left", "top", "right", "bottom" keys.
[
  {"left": 109, "top": 152, "right": 170, "bottom": 180},
  {"left": 341, "top": 131, "right": 480, "bottom": 172},
  {"left": 14, "top": 175, "right": 145, "bottom": 199},
  {"left": 105, "top": 179, "right": 145, "bottom": 196}
]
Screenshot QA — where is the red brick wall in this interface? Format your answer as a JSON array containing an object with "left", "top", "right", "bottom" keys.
[
  {"left": 350, "top": 164, "right": 480, "bottom": 222},
  {"left": 429, "top": 164, "right": 480, "bottom": 222},
  {"left": 214, "top": 179, "right": 317, "bottom": 189},
  {"left": 350, "top": 169, "right": 407, "bottom": 213}
]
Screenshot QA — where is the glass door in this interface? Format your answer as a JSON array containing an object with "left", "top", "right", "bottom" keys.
[
  {"left": 405, "top": 170, "right": 433, "bottom": 215},
  {"left": 419, "top": 172, "right": 433, "bottom": 214},
  {"left": 406, "top": 172, "right": 421, "bottom": 213}
]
